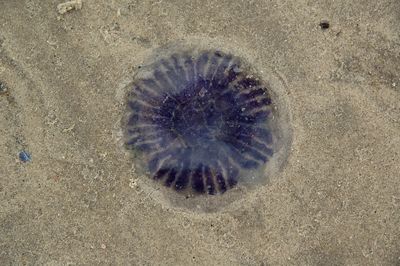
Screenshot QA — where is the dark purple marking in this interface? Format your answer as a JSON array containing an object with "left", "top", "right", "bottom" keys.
[{"left": 124, "top": 50, "right": 275, "bottom": 195}]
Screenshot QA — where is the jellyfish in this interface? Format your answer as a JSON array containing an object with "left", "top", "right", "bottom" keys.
[{"left": 124, "top": 50, "right": 276, "bottom": 195}]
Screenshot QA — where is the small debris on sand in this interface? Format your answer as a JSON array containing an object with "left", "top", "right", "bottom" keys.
[
  {"left": 0, "top": 81, "right": 8, "bottom": 94},
  {"left": 57, "top": 0, "right": 82, "bottom": 15},
  {"left": 62, "top": 123, "right": 75, "bottom": 133},
  {"left": 19, "top": 151, "right": 32, "bottom": 163}
]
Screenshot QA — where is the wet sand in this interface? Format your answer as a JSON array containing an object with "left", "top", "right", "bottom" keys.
[{"left": 0, "top": 0, "right": 399, "bottom": 265}]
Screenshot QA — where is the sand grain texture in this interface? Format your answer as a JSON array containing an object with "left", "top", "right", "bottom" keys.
[{"left": 0, "top": 0, "right": 399, "bottom": 265}]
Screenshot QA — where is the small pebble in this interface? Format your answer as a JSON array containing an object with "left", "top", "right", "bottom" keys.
[
  {"left": 57, "top": 0, "right": 82, "bottom": 15},
  {"left": 0, "top": 81, "right": 8, "bottom": 94},
  {"left": 319, "top": 20, "right": 330, "bottom": 30},
  {"left": 19, "top": 151, "right": 32, "bottom": 162}
]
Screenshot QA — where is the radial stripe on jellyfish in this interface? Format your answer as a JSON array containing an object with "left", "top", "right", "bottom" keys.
[{"left": 124, "top": 50, "right": 276, "bottom": 195}]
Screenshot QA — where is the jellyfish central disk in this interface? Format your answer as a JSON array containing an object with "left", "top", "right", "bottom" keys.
[
  {"left": 124, "top": 50, "right": 275, "bottom": 195},
  {"left": 171, "top": 83, "right": 223, "bottom": 149}
]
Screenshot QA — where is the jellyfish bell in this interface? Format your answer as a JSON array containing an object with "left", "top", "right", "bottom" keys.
[{"left": 121, "top": 40, "right": 292, "bottom": 212}]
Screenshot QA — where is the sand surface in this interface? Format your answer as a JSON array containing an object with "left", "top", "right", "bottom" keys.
[{"left": 0, "top": 0, "right": 400, "bottom": 265}]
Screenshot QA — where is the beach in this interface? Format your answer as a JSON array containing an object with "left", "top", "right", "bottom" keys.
[{"left": 0, "top": 0, "right": 399, "bottom": 265}]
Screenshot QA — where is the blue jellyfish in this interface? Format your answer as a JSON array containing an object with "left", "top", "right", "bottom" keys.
[{"left": 124, "top": 50, "right": 275, "bottom": 195}]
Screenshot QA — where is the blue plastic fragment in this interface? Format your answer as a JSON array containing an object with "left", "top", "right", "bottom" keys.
[{"left": 19, "top": 150, "right": 31, "bottom": 162}]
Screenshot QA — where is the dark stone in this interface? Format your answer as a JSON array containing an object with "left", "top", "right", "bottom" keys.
[{"left": 320, "top": 20, "right": 330, "bottom": 30}]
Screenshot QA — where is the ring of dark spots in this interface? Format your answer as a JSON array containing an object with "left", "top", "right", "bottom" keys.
[
  {"left": 319, "top": 20, "right": 330, "bottom": 30},
  {"left": 124, "top": 50, "right": 278, "bottom": 195}
]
